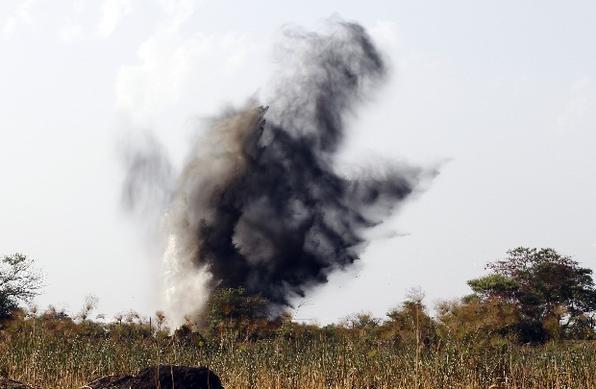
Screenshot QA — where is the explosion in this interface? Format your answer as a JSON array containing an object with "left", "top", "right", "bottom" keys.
[{"left": 123, "top": 20, "right": 429, "bottom": 327}]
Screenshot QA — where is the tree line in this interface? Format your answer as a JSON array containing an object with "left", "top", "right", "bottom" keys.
[{"left": 1, "top": 247, "right": 595, "bottom": 345}]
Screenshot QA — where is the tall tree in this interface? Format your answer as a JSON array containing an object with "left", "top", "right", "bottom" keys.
[{"left": 467, "top": 247, "right": 596, "bottom": 342}]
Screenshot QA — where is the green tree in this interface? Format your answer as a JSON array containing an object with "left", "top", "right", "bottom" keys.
[
  {"left": 467, "top": 247, "right": 596, "bottom": 342},
  {"left": 204, "top": 287, "right": 271, "bottom": 343},
  {"left": 0, "top": 253, "right": 43, "bottom": 319}
]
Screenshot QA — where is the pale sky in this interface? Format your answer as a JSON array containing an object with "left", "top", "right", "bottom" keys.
[{"left": 1, "top": 0, "right": 595, "bottom": 324}]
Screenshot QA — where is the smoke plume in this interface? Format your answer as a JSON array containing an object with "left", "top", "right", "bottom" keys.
[{"left": 123, "top": 21, "right": 429, "bottom": 326}]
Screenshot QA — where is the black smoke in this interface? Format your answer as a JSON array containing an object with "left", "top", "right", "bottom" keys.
[{"left": 124, "top": 20, "right": 428, "bottom": 315}]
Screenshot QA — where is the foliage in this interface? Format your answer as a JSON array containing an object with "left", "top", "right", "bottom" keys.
[
  {"left": 0, "top": 253, "right": 43, "bottom": 320},
  {"left": 204, "top": 288, "right": 274, "bottom": 344},
  {"left": 0, "top": 246, "right": 594, "bottom": 387},
  {"left": 467, "top": 274, "right": 518, "bottom": 299},
  {"left": 382, "top": 297, "right": 437, "bottom": 347},
  {"left": 437, "top": 296, "right": 520, "bottom": 346},
  {"left": 466, "top": 247, "right": 596, "bottom": 342},
  {"left": 1, "top": 310, "right": 594, "bottom": 389}
]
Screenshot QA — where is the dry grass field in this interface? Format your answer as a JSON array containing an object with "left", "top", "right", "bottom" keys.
[{"left": 1, "top": 316, "right": 594, "bottom": 389}]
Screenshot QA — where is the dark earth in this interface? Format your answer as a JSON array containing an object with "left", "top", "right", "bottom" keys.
[
  {"left": 0, "top": 377, "right": 34, "bottom": 389},
  {"left": 0, "top": 366, "right": 223, "bottom": 389},
  {"left": 83, "top": 366, "right": 223, "bottom": 389}
]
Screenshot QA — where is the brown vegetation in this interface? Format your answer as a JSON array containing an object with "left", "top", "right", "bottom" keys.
[
  {"left": 1, "top": 293, "right": 595, "bottom": 388},
  {"left": 1, "top": 248, "right": 594, "bottom": 388}
]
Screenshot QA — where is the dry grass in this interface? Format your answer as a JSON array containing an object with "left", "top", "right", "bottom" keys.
[{"left": 1, "top": 318, "right": 594, "bottom": 388}]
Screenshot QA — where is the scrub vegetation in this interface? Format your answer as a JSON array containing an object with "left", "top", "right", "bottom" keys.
[{"left": 1, "top": 248, "right": 595, "bottom": 388}]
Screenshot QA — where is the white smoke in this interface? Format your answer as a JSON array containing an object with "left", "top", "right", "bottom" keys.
[{"left": 162, "top": 226, "right": 210, "bottom": 328}]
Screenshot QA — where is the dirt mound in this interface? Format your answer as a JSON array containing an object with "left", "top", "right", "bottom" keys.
[
  {"left": 0, "top": 377, "right": 35, "bottom": 389},
  {"left": 83, "top": 365, "right": 223, "bottom": 389}
]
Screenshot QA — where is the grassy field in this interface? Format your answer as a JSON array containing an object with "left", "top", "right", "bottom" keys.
[{"left": 1, "top": 317, "right": 595, "bottom": 389}]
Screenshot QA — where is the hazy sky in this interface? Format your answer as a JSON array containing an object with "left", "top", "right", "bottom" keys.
[{"left": 1, "top": 0, "right": 595, "bottom": 324}]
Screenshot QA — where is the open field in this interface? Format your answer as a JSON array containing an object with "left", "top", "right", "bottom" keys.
[{"left": 2, "top": 317, "right": 594, "bottom": 389}]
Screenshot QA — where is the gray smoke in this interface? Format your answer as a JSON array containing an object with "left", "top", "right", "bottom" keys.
[{"left": 123, "top": 20, "right": 430, "bottom": 324}]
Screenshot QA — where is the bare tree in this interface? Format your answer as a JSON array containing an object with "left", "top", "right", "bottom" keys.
[
  {"left": 77, "top": 294, "right": 99, "bottom": 322},
  {"left": 0, "top": 253, "right": 43, "bottom": 319}
]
